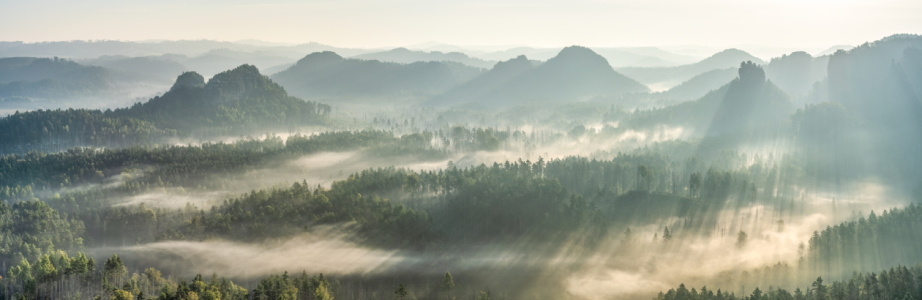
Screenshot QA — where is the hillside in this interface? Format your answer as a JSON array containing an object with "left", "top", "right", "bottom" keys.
[
  {"left": 433, "top": 46, "right": 650, "bottom": 110},
  {"left": 623, "top": 62, "right": 792, "bottom": 138},
  {"left": 823, "top": 34, "right": 922, "bottom": 182},
  {"left": 764, "top": 51, "right": 829, "bottom": 98},
  {"left": 271, "top": 51, "right": 485, "bottom": 101},
  {"left": 351, "top": 48, "right": 497, "bottom": 68},
  {"left": 0, "top": 65, "right": 330, "bottom": 153},
  {"left": 81, "top": 55, "right": 188, "bottom": 82},
  {"left": 593, "top": 47, "right": 697, "bottom": 67},
  {"left": 704, "top": 61, "right": 793, "bottom": 136},
  {"left": 0, "top": 57, "right": 116, "bottom": 98},
  {"left": 475, "top": 47, "right": 562, "bottom": 61},
  {"left": 118, "top": 65, "right": 330, "bottom": 131},
  {"left": 654, "top": 68, "right": 738, "bottom": 102},
  {"left": 428, "top": 55, "right": 537, "bottom": 107},
  {"left": 474, "top": 46, "right": 695, "bottom": 68},
  {"left": 617, "top": 49, "right": 764, "bottom": 90},
  {"left": 172, "top": 49, "right": 297, "bottom": 78}
]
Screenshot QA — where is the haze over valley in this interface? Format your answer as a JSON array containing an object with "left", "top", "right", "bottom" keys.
[{"left": 2, "top": 1, "right": 922, "bottom": 299}]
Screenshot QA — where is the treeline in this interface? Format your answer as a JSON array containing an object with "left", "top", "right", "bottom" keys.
[
  {"left": 2, "top": 252, "right": 248, "bottom": 300},
  {"left": 0, "top": 130, "right": 409, "bottom": 191},
  {"left": 174, "top": 178, "right": 438, "bottom": 248},
  {"left": 91, "top": 154, "right": 816, "bottom": 249},
  {"left": 1, "top": 252, "right": 493, "bottom": 300},
  {"left": 805, "top": 203, "right": 922, "bottom": 277},
  {"left": 4, "top": 156, "right": 614, "bottom": 263},
  {"left": 0, "top": 108, "right": 179, "bottom": 154},
  {"left": 659, "top": 265, "right": 922, "bottom": 300},
  {"left": 74, "top": 161, "right": 600, "bottom": 249},
  {"left": 0, "top": 130, "right": 449, "bottom": 264},
  {"left": 0, "top": 200, "right": 85, "bottom": 264},
  {"left": 0, "top": 65, "right": 331, "bottom": 154},
  {"left": 670, "top": 203, "right": 922, "bottom": 298}
]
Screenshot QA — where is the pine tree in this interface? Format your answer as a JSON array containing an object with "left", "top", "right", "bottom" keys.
[
  {"left": 441, "top": 271, "right": 455, "bottom": 291},
  {"left": 35, "top": 255, "right": 57, "bottom": 283},
  {"left": 813, "top": 277, "right": 827, "bottom": 300},
  {"left": 395, "top": 283, "right": 408, "bottom": 300},
  {"left": 737, "top": 231, "right": 748, "bottom": 248},
  {"left": 316, "top": 284, "right": 333, "bottom": 300}
]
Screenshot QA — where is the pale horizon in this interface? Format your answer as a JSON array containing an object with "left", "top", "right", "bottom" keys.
[{"left": 3, "top": 0, "right": 920, "bottom": 51}]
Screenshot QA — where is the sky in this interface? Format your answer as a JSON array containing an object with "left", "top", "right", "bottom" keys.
[{"left": 1, "top": 0, "right": 920, "bottom": 50}]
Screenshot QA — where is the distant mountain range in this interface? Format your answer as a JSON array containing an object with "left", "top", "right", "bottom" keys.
[
  {"left": 163, "top": 49, "right": 296, "bottom": 78},
  {"left": 351, "top": 48, "right": 497, "bottom": 69},
  {"left": 271, "top": 51, "right": 485, "bottom": 102},
  {"left": 80, "top": 55, "right": 188, "bottom": 82},
  {"left": 5, "top": 37, "right": 914, "bottom": 123},
  {"left": 0, "top": 40, "right": 389, "bottom": 80},
  {"left": 653, "top": 68, "right": 738, "bottom": 102},
  {"left": 617, "top": 49, "right": 765, "bottom": 91},
  {"left": 0, "top": 57, "right": 117, "bottom": 98},
  {"left": 623, "top": 62, "right": 793, "bottom": 138},
  {"left": 429, "top": 46, "right": 650, "bottom": 110},
  {"left": 466, "top": 46, "right": 697, "bottom": 68},
  {"left": 0, "top": 40, "right": 375, "bottom": 59}
]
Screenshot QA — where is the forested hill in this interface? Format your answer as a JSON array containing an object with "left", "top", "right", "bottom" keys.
[
  {"left": 657, "top": 203, "right": 922, "bottom": 300},
  {"left": 0, "top": 65, "right": 331, "bottom": 153},
  {"left": 117, "top": 65, "right": 330, "bottom": 131},
  {"left": 652, "top": 68, "right": 738, "bottom": 102},
  {"left": 427, "top": 55, "right": 537, "bottom": 107},
  {"left": 823, "top": 34, "right": 922, "bottom": 184},
  {"left": 621, "top": 62, "right": 792, "bottom": 137},
  {"left": 431, "top": 46, "right": 650, "bottom": 110},
  {"left": 764, "top": 51, "right": 829, "bottom": 98},
  {"left": 0, "top": 57, "right": 116, "bottom": 98},
  {"left": 271, "top": 51, "right": 485, "bottom": 101},
  {"left": 704, "top": 61, "right": 793, "bottom": 135}
]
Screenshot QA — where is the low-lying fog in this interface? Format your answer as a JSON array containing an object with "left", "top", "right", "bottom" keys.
[
  {"left": 63, "top": 124, "right": 915, "bottom": 299},
  {"left": 88, "top": 182, "right": 905, "bottom": 299}
]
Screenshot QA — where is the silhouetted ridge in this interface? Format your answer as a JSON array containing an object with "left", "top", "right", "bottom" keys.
[
  {"left": 763, "top": 51, "right": 828, "bottom": 97},
  {"left": 292, "top": 51, "right": 345, "bottom": 70},
  {"left": 352, "top": 47, "right": 496, "bottom": 68},
  {"left": 617, "top": 48, "right": 763, "bottom": 90},
  {"left": 699, "top": 49, "right": 764, "bottom": 67},
  {"left": 170, "top": 71, "right": 205, "bottom": 91},
  {"left": 205, "top": 64, "right": 280, "bottom": 102},
  {"left": 823, "top": 34, "right": 922, "bottom": 182},
  {"left": 492, "top": 55, "right": 532, "bottom": 71},
  {"left": 272, "top": 51, "right": 485, "bottom": 100},
  {"left": 0, "top": 63, "right": 330, "bottom": 152},
  {"left": 738, "top": 61, "right": 765, "bottom": 84},
  {"left": 426, "top": 55, "right": 535, "bottom": 107},
  {"left": 119, "top": 64, "right": 328, "bottom": 131},
  {"left": 0, "top": 57, "right": 116, "bottom": 98},
  {"left": 706, "top": 62, "right": 791, "bottom": 136},
  {"left": 433, "top": 46, "right": 649, "bottom": 109}
]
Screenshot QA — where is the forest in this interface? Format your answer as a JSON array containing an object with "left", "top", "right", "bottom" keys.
[{"left": 0, "top": 29, "right": 921, "bottom": 300}]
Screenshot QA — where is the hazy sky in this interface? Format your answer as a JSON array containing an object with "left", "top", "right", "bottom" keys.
[{"left": 2, "top": 0, "right": 920, "bottom": 49}]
